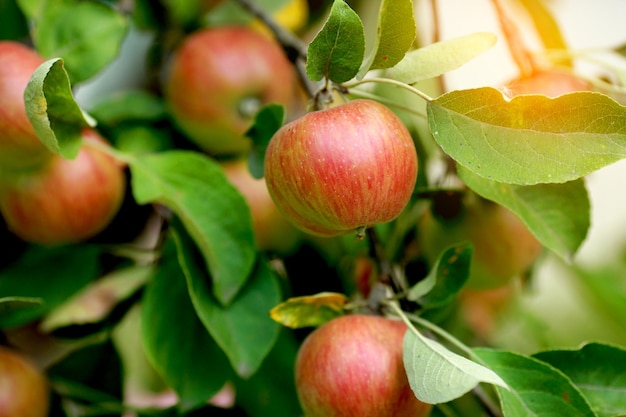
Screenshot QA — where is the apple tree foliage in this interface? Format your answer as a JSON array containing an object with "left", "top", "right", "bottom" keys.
[{"left": 1, "top": 0, "right": 626, "bottom": 416}]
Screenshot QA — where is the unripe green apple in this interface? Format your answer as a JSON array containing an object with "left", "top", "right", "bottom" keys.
[
  {"left": 0, "top": 41, "right": 51, "bottom": 170},
  {"left": 295, "top": 314, "right": 431, "bottom": 417},
  {"left": 0, "top": 129, "right": 126, "bottom": 245},
  {"left": 418, "top": 192, "right": 542, "bottom": 289},
  {"left": 503, "top": 68, "right": 591, "bottom": 98},
  {"left": 163, "top": 26, "right": 297, "bottom": 156},
  {"left": 0, "top": 346, "right": 49, "bottom": 417},
  {"left": 264, "top": 99, "right": 418, "bottom": 237},
  {"left": 220, "top": 158, "right": 301, "bottom": 254}
]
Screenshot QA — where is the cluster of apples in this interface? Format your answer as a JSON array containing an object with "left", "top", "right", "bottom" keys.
[{"left": 0, "top": 42, "right": 126, "bottom": 246}]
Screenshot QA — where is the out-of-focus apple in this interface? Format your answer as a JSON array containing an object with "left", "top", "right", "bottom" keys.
[
  {"left": 295, "top": 314, "right": 431, "bottom": 417},
  {"left": 0, "top": 346, "right": 49, "bottom": 417},
  {"left": 163, "top": 26, "right": 297, "bottom": 156},
  {"left": 0, "top": 41, "right": 50, "bottom": 171},
  {"left": 458, "top": 284, "right": 517, "bottom": 341},
  {"left": 264, "top": 99, "right": 418, "bottom": 238},
  {"left": 418, "top": 192, "right": 542, "bottom": 289},
  {"left": 502, "top": 68, "right": 591, "bottom": 98},
  {"left": 0, "top": 129, "right": 126, "bottom": 245},
  {"left": 220, "top": 158, "right": 301, "bottom": 254}
]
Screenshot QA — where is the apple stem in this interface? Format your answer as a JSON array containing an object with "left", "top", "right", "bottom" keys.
[{"left": 365, "top": 227, "right": 408, "bottom": 306}]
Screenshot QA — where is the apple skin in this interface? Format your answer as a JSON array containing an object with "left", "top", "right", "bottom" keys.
[
  {"left": 264, "top": 99, "right": 418, "bottom": 237},
  {"left": 503, "top": 69, "right": 591, "bottom": 98},
  {"left": 0, "top": 129, "right": 126, "bottom": 245},
  {"left": 163, "top": 26, "right": 297, "bottom": 156},
  {"left": 295, "top": 314, "right": 431, "bottom": 417},
  {"left": 0, "top": 346, "right": 49, "bottom": 417},
  {"left": 418, "top": 193, "right": 542, "bottom": 289},
  {"left": 0, "top": 41, "right": 51, "bottom": 170},
  {"left": 220, "top": 158, "right": 301, "bottom": 254}
]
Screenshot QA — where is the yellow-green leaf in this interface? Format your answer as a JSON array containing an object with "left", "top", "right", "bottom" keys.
[{"left": 270, "top": 292, "right": 347, "bottom": 328}]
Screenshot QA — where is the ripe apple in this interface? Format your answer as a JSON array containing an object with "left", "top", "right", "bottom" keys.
[
  {"left": 295, "top": 314, "right": 431, "bottom": 417},
  {"left": 0, "top": 128, "right": 126, "bottom": 245},
  {"left": 163, "top": 26, "right": 297, "bottom": 156},
  {"left": 0, "top": 41, "right": 51, "bottom": 170},
  {"left": 502, "top": 68, "right": 591, "bottom": 98},
  {"left": 418, "top": 192, "right": 542, "bottom": 289},
  {"left": 264, "top": 99, "right": 418, "bottom": 237},
  {"left": 457, "top": 283, "right": 517, "bottom": 342},
  {"left": 220, "top": 158, "right": 301, "bottom": 254},
  {"left": 0, "top": 346, "right": 49, "bottom": 417}
]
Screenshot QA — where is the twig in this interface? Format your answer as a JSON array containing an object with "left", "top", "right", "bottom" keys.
[
  {"left": 490, "top": 0, "right": 536, "bottom": 76},
  {"left": 366, "top": 227, "right": 409, "bottom": 309}
]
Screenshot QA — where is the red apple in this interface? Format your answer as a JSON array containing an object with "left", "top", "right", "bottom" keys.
[
  {"left": 0, "top": 346, "right": 49, "bottom": 417},
  {"left": 0, "top": 41, "right": 51, "bottom": 170},
  {"left": 0, "top": 128, "right": 126, "bottom": 245},
  {"left": 264, "top": 99, "right": 418, "bottom": 237},
  {"left": 418, "top": 192, "right": 542, "bottom": 289},
  {"left": 502, "top": 68, "right": 591, "bottom": 98},
  {"left": 295, "top": 314, "right": 431, "bottom": 417},
  {"left": 220, "top": 158, "right": 301, "bottom": 254},
  {"left": 163, "top": 26, "right": 297, "bottom": 155}
]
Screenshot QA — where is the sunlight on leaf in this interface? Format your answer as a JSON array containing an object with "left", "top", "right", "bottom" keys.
[
  {"left": 428, "top": 87, "right": 626, "bottom": 185},
  {"left": 270, "top": 292, "right": 347, "bottom": 328},
  {"left": 388, "top": 32, "right": 497, "bottom": 85}
]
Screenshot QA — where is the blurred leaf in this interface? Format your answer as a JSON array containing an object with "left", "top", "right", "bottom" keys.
[
  {"left": 306, "top": 0, "right": 365, "bottom": 83},
  {"left": 458, "top": 167, "right": 589, "bottom": 260},
  {"left": 112, "top": 125, "right": 173, "bottom": 155},
  {"left": 428, "top": 87, "right": 626, "bottom": 185},
  {"left": 575, "top": 264, "right": 626, "bottom": 333},
  {"left": 388, "top": 32, "right": 497, "bottom": 85},
  {"left": 24, "top": 58, "right": 95, "bottom": 159},
  {"left": 0, "top": 297, "right": 43, "bottom": 317},
  {"left": 0, "top": 245, "right": 100, "bottom": 329},
  {"left": 269, "top": 292, "right": 347, "bottom": 328},
  {"left": 534, "top": 343, "right": 626, "bottom": 417},
  {"left": 235, "top": 328, "right": 303, "bottom": 417},
  {"left": 141, "top": 240, "right": 233, "bottom": 412},
  {"left": 408, "top": 242, "right": 472, "bottom": 307},
  {"left": 245, "top": 104, "right": 285, "bottom": 179},
  {"left": 40, "top": 265, "right": 152, "bottom": 332},
  {"left": 0, "top": 0, "right": 28, "bottom": 40},
  {"left": 129, "top": 151, "right": 256, "bottom": 305},
  {"left": 474, "top": 348, "right": 597, "bottom": 417},
  {"left": 173, "top": 224, "right": 281, "bottom": 379},
  {"left": 518, "top": 0, "right": 570, "bottom": 65},
  {"left": 403, "top": 326, "right": 507, "bottom": 404},
  {"left": 15, "top": 0, "right": 42, "bottom": 20},
  {"left": 89, "top": 91, "right": 167, "bottom": 125},
  {"left": 357, "top": 0, "right": 416, "bottom": 78},
  {"left": 204, "top": 0, "right": 291, "bottom": 27},
  {"left": 33, "top": 0, "right": 129, "bottom": 83}
]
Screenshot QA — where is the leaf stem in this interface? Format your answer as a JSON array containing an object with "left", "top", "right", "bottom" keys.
[
  {"left": 343, "top": 77, "right": 434, "bottom": 102},
  {"left": 346, "top": 88, "right": 428, "bottom": 120}
]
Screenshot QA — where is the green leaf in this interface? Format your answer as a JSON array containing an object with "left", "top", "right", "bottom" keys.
[
  {"left": 0, "top": 245, "right": 100, "bottom": 329},
  {"left": 269, "top": 292, "right": 347, "bottom": 328},
  {"left": 407, "top": 242, "right": 472, "bottom": 306},
  {"left": 173, "top": 224, "right": 281, "bottom": 378},
  {"left": 428, "top": 87, "right": 626, "bottom": 185},
  {"left": 245, "top": 104, "right": 285, "bottom": 179},
  {"left": 89, "top": 90, "right": 167, "bottom": 125},
  {"left": 458, "top": 166, "right": 589, "bottom": 260},
  {"left": 403, "top": 326, "right": 507, "bottom": 404},
  {"left": 388, "top": 32, "right": 497, "bottom": 85},
  {"left": 306, "top": 0, "right": 365, "bottom": 83},
  {"left": 24, "top": 58, "right": 95, "bottom": 159},
  {"left": 140, "top": 241, "right": 232, "bottom": 412},
  {"left": 0, "top": 0, "right": 28, "bottom": 40},
  {"left": 474, "top": 348, "right": 598, "bottom": 417},
  {"left": 357, "top": 0, "right": 416, "bottom": 78},
  {"left": 518, "top": 0, "right": 570, "bottom": 65},
  {"left": 534, "top": 343, "right": 626, "bottom": 417},
  {"left": 129, "top": 151, "right": 256, "bottom": 305},
  {"left": 33, "top": 0, "right": 129, "bottom": 84},
  {"left": 0, "top": 297, "right": 43, "bottom": 317}
]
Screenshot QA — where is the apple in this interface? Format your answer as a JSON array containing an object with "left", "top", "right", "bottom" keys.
[
  {"left": 220, "top": 158, "right": 301, "bottom": 254},
  {"left": 295, "top": 314, "right": 431, "bottom": 417},
  {"left": 0, "top": 41, "right": 51, "bottom": 171},
  {"left": 0, "top": 346, "right": 49, "bottom": 417},
  {"left": 264, "top": 99, "right": 418, "bottom": 238},
  {"left": 163, "top": 26, "right": 297, "bottom": 156},
  {"left": 502, "top": 68, "right": 591, "bottom": 98},
  {"left": 418, "top": 192, "right": 542, "bottom": 289},
  {"left": 457, "top": 283, "right": 517, "bottom": 342},
  {"left": 0, "top": 128, "right": 126, "bottom": 245}
]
